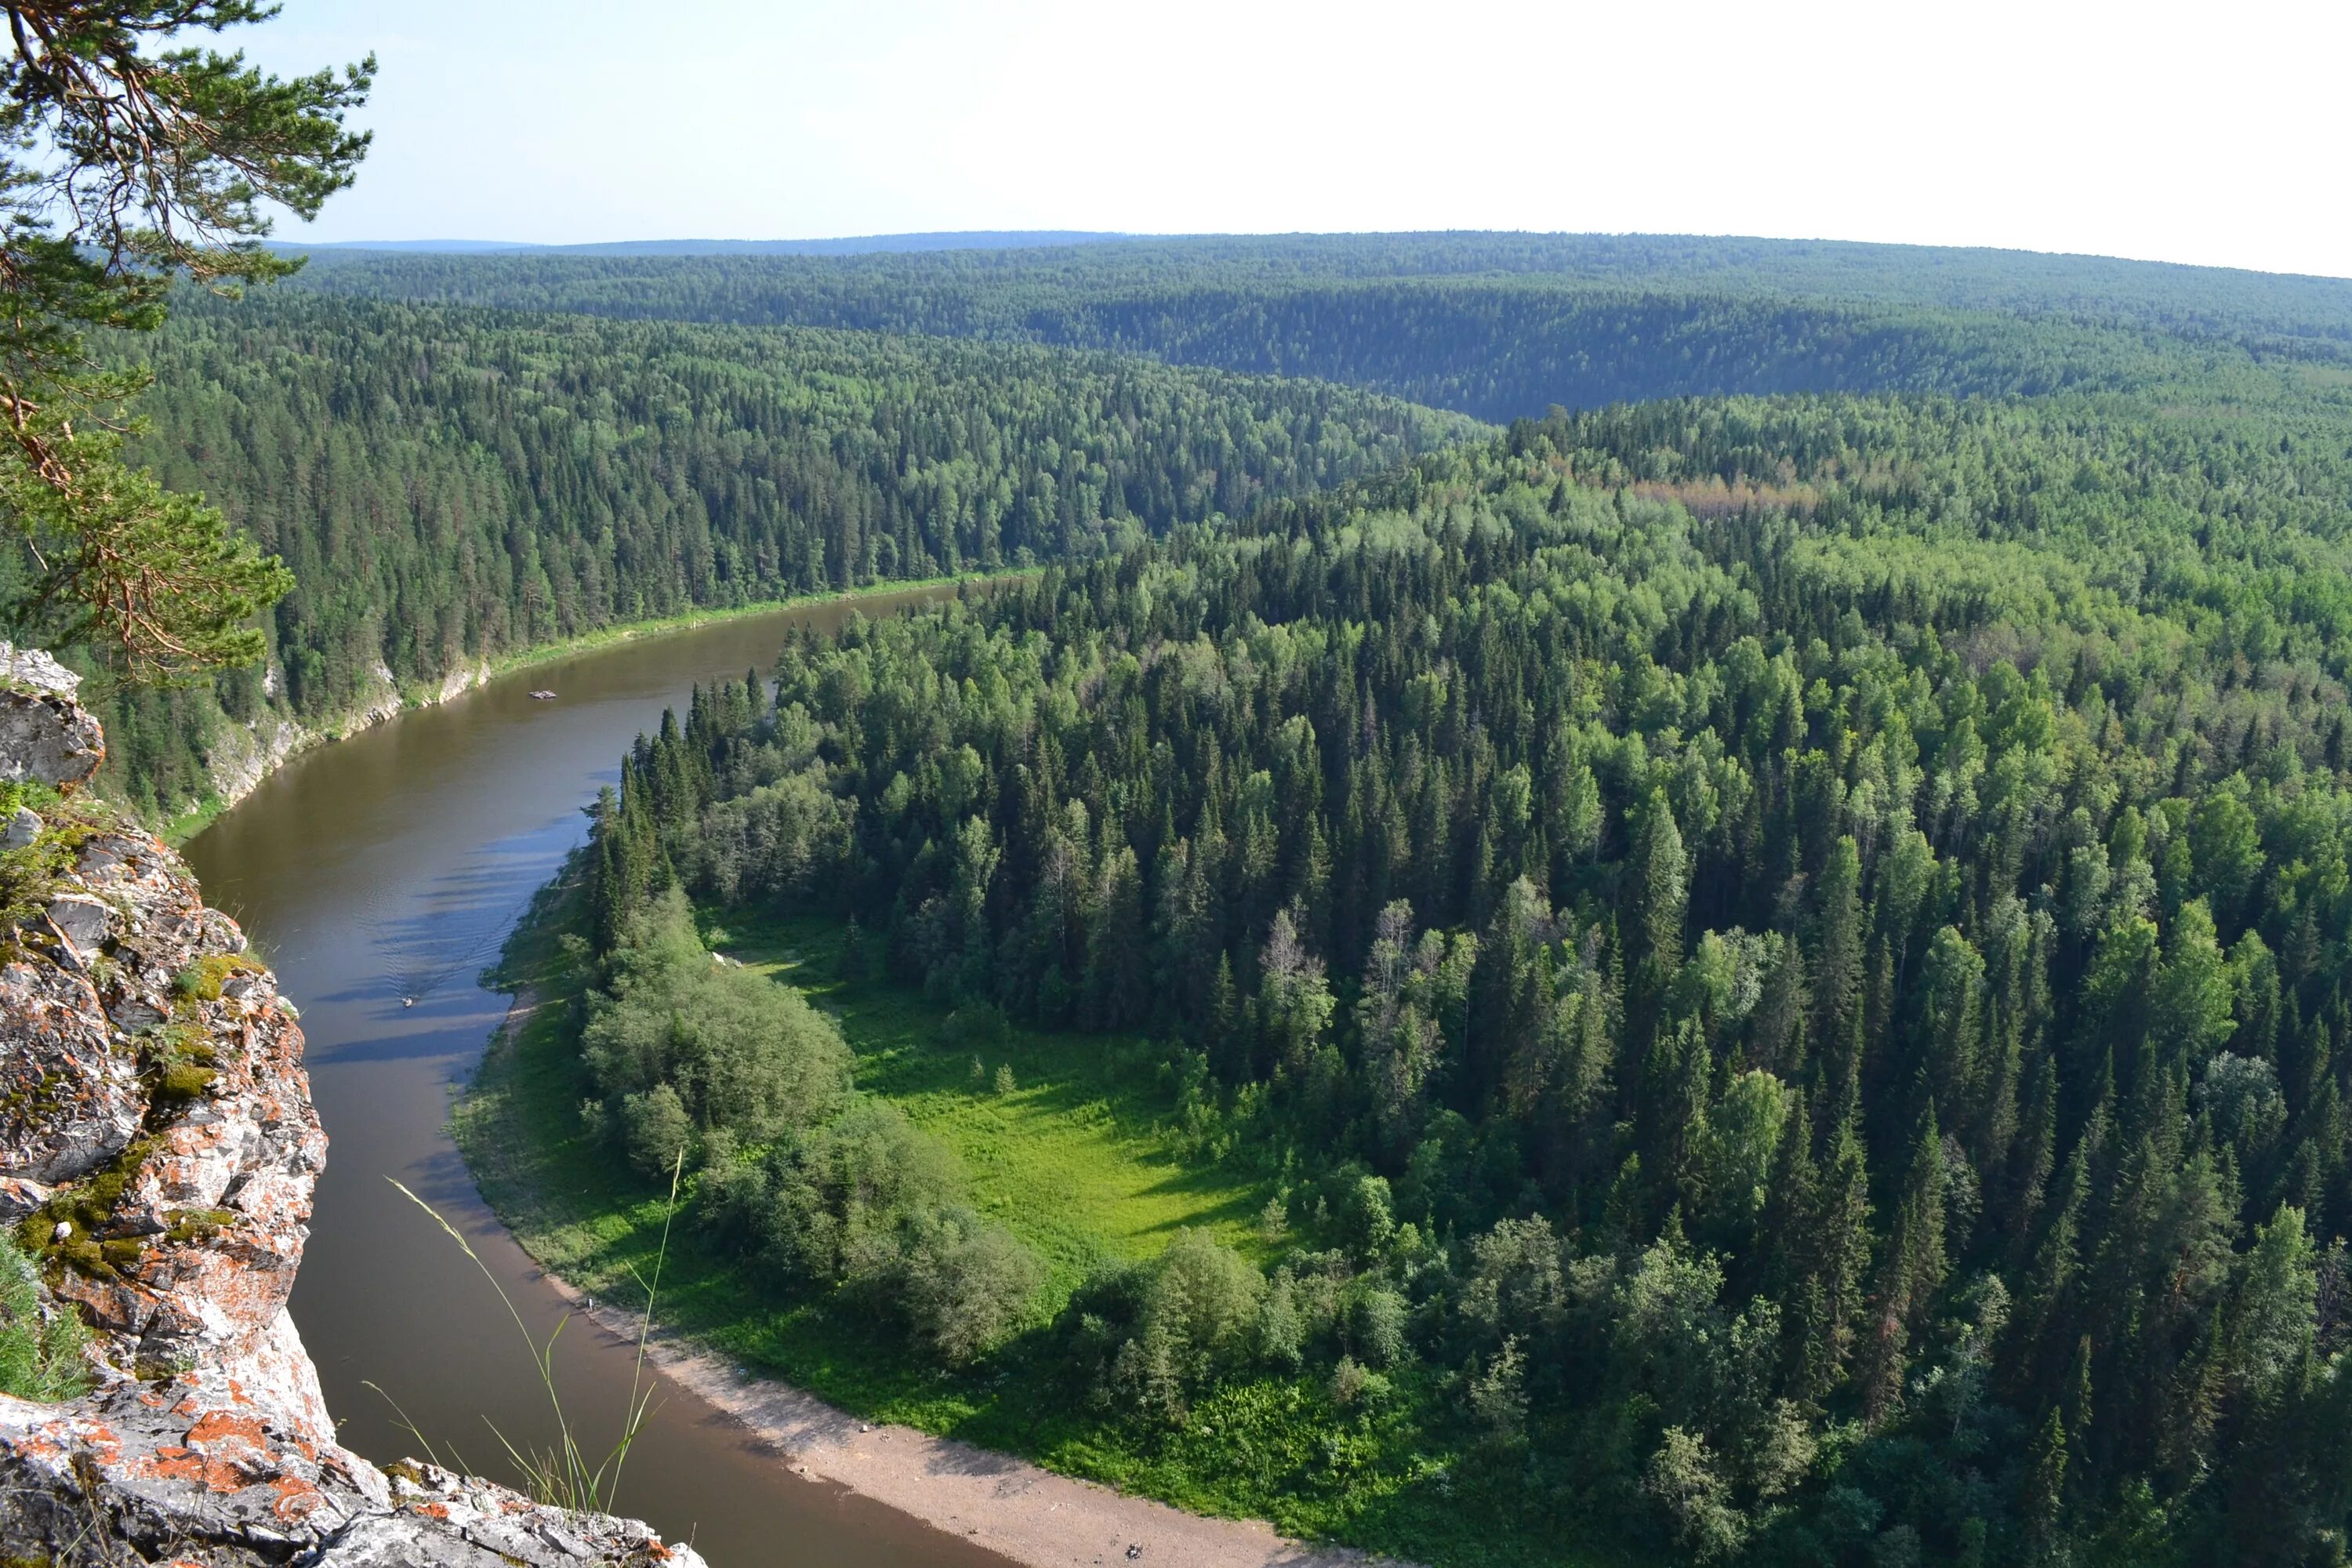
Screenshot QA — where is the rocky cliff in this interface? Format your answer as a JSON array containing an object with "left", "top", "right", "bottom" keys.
[
  {"left": 187, "top": 657, "right": 496, "bottom": 828},
  {"left": 0, "top": 649, "right": 702, "bottom": 1567}
]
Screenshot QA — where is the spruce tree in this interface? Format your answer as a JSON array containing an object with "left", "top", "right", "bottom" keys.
[
  {"left": 1798, "top": 1084, "right": 1873, "bottom": 1403},
  {"left": 1860, "top": 1103, "right": 1950, "bottom": 1423}
]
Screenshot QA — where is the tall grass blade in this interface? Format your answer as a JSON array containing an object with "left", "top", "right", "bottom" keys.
[{"left": 385, "top": 1149, "right": 683, "bottom": 1513}]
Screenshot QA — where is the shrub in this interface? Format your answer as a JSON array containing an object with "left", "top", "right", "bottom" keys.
[
  {"left": 620, "top": 1084, "right": 693, "bottom": 1180},
  {"left": 692, "top": 1098, "right": 1040, "bottom": 1369},
  {"left": 0, "top": 1241, "right": 87, "bottom": 1401},
  {"left": 786, "top": 1100, "right": 965, "bottom": 1283},
  {"left": 1069, "top": 1229, "right": 1266, "bottom": 1421},
  {"left": 837, "top": 916, "right": 868, "bottom": 979},
  {"left": 896, "top": 1207, "right": 1043, "bottom": 1367},
  {"left": 942, "top": 1000, "right": 1011, "bottom": 1049},
  {"left": 1257, "top": 1272, "right": 1305, "bottom": 1370},
  {"left": 1352, "top": 1285, "right": 1409, "bottom": 1369},
  {"left": 581, "top": 889, "right": 850, "bottom": 1156},
  {"left": 1145, "top": 1229, "right": 1263, "bottom": 1385},
  {"left": 1461, "top": 1215, "right": 1567, "bottom": 1347},
  {"left": 1646, "top": 1425, "right": 1748, "bottom": 1563},
  {"left": 1468, "top": 1334, "right": 1528, "bottom": 1443},
  {"left": 1341, "top": 1174, "right": 1396, "bottom": 1261},
  {"left": 1330, "top": 1354, "right": 1370, "bottom": 1407}
]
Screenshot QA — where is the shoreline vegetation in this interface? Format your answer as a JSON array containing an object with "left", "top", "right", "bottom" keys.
[
  {"left": 477, "top": 991, "right": 1414, "bottom": 1568},
  {"left": 455, "top": 885, "right": 1517, "bottom": 1568},
  {"left": 156, "top": 572, "right": 1007, "bottom": 844}
]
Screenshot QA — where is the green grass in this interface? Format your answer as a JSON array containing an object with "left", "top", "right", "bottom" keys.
[
  {"left": 456, "top": 894, "right": 1615, "bottom": 1567},
  {"left": 732, "top": 916, "right": 1271, "bottom": 1292},
  {"left": 458, "top": 906, "right": 1271, "bottom": 1426}
]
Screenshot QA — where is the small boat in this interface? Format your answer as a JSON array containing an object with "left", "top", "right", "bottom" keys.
[
  {"left": 401, "top": 996, "right": 415, "bottom": 1007},
  {"left": 528, "top": 689, "right": 557, "bottom": 701}
]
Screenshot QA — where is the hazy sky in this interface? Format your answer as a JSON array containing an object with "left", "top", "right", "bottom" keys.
[{"left": 244, "top": 0, "right": 2350, "bottom": 278}]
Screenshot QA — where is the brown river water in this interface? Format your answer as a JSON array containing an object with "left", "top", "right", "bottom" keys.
[{"left": 183, "top": 587, "right": 1013, "bottom": 1568}]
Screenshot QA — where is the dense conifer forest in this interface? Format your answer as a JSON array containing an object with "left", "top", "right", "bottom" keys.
[
  {"left": 562, "top": 378, "right": 2352, "bottom": 1563},
  {"left": 27, "top": 228, "right": 2352, "bottom": 1561},
  {"left": 78, "top": 289, "right": 1474, "bottom": 815},
  {"left": 284, "top": 234, "right": 2352, "bottom": 421},
  {"left": 81, "top": 235, "right": 2352, "bottom": 822}
]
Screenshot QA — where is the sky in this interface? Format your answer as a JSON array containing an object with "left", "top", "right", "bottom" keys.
[{"left": 241, "top": 0, "right": 2352, "bottom": 278}]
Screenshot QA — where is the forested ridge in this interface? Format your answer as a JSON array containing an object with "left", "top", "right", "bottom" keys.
[
  {"left": 284, "top": 234, "right": 2352, "bottom": 423},
  {"left": 74, "top": 235, "right": 2352, "bottom": 820},
  {"left": 565, "top": 386, "right": 2352, "bottom": 1565},
  {"left": 292, "top": 231, "right": 2352, "bottom": 348},
  {"left": 78, "top": 288, "right": 1475, "bottom": 815}
]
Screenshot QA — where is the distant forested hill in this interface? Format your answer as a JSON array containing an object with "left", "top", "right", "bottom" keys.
[
  {"left": 64, "top": 232, "right": 2352, "bottom": 826},
  {"left": 285, "top": 233, "right": 2352, "bottom": 421},
  {"left": 82, "top": 288, "right": 1476, "bottom": 815}
]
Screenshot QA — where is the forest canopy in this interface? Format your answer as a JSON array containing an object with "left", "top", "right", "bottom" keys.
[
  {"left": 82, "top": 287, "right": 1475, "bottom": 815},
  {"left": 571, "top": 384, "right": 2352, "bottom": 1566}
]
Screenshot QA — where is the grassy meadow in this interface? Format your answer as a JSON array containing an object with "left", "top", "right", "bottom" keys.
[{"left": 456, "top": 891, "right": 1588, "bottom": 1566}]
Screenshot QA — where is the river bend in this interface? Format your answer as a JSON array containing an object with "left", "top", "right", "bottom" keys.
[{"left": 184, "top": 590, "right": 1007, "bottom": 1568}]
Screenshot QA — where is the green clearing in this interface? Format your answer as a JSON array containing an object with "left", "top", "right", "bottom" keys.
[
  {"left": 459, "top": 895, "right": 1588, "bottom": 1566},
  {"left": 728, "top": 915, "right": 1272, "bottom": 1290},
  {"left": 456, "top": 892, "right": 1281, "bottom": 1442}
]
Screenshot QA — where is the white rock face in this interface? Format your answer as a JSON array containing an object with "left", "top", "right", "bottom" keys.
[
  {"left": 0, "top": 688, "right": 103, "bottom": 792},
  {"left": 0, "top": 642, "right": 81, "bottom": 699},
  {"left": 0, "top": 654, "right": 703, "bottom": 1566}
]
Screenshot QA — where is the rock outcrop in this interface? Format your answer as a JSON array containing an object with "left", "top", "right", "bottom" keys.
[
  {"left": 198, "top": 657, "right": 495, "bottom": 824},
  {"left": 0, "top": 641, "right": 106, "bottom": 794},
  {"left": 0, "top": 662, "right": 701, "bottom": 1566}
]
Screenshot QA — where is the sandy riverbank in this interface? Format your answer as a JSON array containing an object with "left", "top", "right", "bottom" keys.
[
  {"left": 550, "top": 1276, "right": 1407, "bottom": 1568},
  {"left": 485, "top": 995, "right": 1415, "bottom": 1568}
]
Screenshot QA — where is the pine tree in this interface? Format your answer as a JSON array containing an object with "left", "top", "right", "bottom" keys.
[
  {"left": 0, "top": 2, "right": 369, "bottom": 682},
  {"left": 1755, "top": 1096, "right": 1817, "bottom": 1309},
  {"left": 1810, "top": 837, "right": 1866, "bottom": 1084},
  {"left": 2022, "top": 1406, "right": 2069, "bottom": 1562},
  {"left": 1207, "top": 952, "right": 1247, "bottom": 1083},
  {"left": 1632, "top": 788, "right": 1690, "bottom": 972}
]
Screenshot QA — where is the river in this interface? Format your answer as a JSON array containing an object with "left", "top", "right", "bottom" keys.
[{"left": 182, "top": 588, "right": 1011, "bottom": 1568}]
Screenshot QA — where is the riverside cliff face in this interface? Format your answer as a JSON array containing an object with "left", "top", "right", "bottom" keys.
[
  {"left": 195, "top": 657, "right": 495, "bottom": 825},
  {"left": 0, "top": 651, "right": 702, "bottom": 1567}
]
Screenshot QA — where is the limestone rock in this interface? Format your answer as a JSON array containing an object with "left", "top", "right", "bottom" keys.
[
  {"left": 0, "top": 641, "right": 81, "bottom": 699},
  {"left": 46, "top": 891, "right": 111, "bottom": 959},
  {"left": 0, "top": 1378, "right": 701, "bottom": 1567},
  {"left": 0, "top": 688, "right": 105, "bottom": 793},
  {"left": 0, "top": 665, "right": 701, "bottom": 1566},
  {"left": 0, "top": 954, "right": 143, "bottom": 1184}
]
